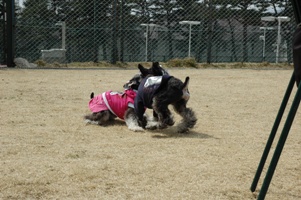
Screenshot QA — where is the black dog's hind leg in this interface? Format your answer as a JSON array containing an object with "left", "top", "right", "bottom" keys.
[
  {"left": 173, "top": 99, "right": 197, "bottom": 133},
  {"left": 152, "top": 98, "right": 175, "bottom": 129}
]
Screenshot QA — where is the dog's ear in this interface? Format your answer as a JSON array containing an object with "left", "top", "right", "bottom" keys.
[
  {"left": 152, "top": 62, "right": 163, "bottom": 75},
  {"left": 152, "top": 62, "right": 160, "bottom": 68},
  {"left": 182, "top": 77, "right": 190, "bottom": 90},
  {"left": 138, "top": 64, "right": 150, "bottom": 77},
  {"left": 90, "top": 92, "right": 94, "bottom": 99}
]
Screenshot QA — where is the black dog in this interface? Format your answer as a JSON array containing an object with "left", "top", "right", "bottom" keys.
[{"left": 134, "top": 62, "right": 197, "bottom": 133}]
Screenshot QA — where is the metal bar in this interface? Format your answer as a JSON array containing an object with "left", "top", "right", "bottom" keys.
[
  {"left": 111, "top": 0, "right": 117, "bottom": 64},
  {"left": 6, "top": 0, "right": 15, "bottom": 67},
  {"left": 257, "top": 80, "right": 301, "bottom": 200},
  {"left": 250, "top": 72, "right": 295, "bottom": 192},
  {"left": 62, "top": 21, "right": 66, "bottom": 50},
  {"left": 1, "top": 1, "right": 6, "bottom": 64},
  {"left": 188, "top": 24, "right": 191, "bottom": 57},
  {"left": 145, "top": 25, "right": 148, "bottom": 62}
]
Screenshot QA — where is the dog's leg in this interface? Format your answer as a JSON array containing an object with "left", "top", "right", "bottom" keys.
[
  {"left": 152, "top": 97, "right": 175, "bottom": 129},
  {"left": 173, "top": 99, "right": 197, "bottom": 133},
  {"left": 144, "top": 111, "right": 159, "bottom": 130},
  {"left": 152, "top": 111, "right": 158, "bottom": 121},
  {"left": 124, "top": 108, "right": 144, "bottom": 132}
]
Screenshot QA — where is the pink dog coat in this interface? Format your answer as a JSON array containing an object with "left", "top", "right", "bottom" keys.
[{"left": 88, "top": 89, "right": 136, "bottom": 120}]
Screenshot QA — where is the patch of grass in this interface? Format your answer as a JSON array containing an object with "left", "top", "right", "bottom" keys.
[
  {"left": 261, "top": 61, "right": 270, "bottom": 66},
  {"left": 166, "top": 58, "right": 198, "bottom": 68},
  {"left": 68, "top": 61, "right": 112, "bottom": 68},
  {"left": 115, "top": 62, "right": 129, "bottom": 68},
  {"left": 32, "top": 59, "right": 293, "bottom": 69},
  {"left": 34, "top": 59, "right": 47, "bottom": 67},
  {"left": 197, "top": 62, "right": 293, "bottom": 69}
]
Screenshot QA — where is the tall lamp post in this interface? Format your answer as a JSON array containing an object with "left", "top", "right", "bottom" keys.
[
  {"left": 259, "top": 26, "right": 274, "bottom": 61},
  {"left": 55, "top": 21, "right": 66, "bottom": 50},
  {"left": 261, "top": 16, "right": 291, "bottom": 63},
  {"left": 179, "top": 21, "right": 200, "bottom": 57},
  {"left": 140, "top": 23, "right": 160, "bottom": 62}
]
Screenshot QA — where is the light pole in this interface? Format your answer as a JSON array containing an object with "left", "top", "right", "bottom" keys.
[
  {"left": 259, "top": 26, "right": 274, "bottom": 61},
  {"left": 140, "top": 23, "right": 160, "bottom": 62},
  {"left": 261, "top": 16, "right": 290, "bottom": 63},
  {"left": 179, "top": 21, "right": 200, "bottom": 57},
  {"left": 55, "top": 21, "right": 66, "bottom": 50}
]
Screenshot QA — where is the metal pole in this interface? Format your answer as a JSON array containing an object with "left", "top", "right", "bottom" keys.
[
  {"left": 145, "top": 25, "right": 148, "bottom": 62},
  {"left": 250, "top": 72, "right": 295, "bottom": 192},
  {"left": 120, "top": 0, "right": 124, "bottom": 62},
  {"left": 257, "top": 80, "right": 301, "bottom": 199},
  {"left": 188, "top": 24, "right": 192, "bottom": 57},
  {"left": 276, "top": 18, "right": 281, "bottom": 63},
  {"left": 111, "top": 0, "right": 117, "bottom": 64},
  {"left": 6, "top": 0, "right": 15, "bottom": 67},
  {"left": 263, "top": 28, "right": 266, "bottom": 61},
  {"left": 93, "top": 0, "right": 97, "bottom": 62},
  {"left": 62, "top": 21, "right": 66, "bottom": 50}
]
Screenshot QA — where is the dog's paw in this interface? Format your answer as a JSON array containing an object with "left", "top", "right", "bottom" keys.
[
  {"left": 177, "top": 127, "right": 189, "bottom": 133},
  {"left": 145, "top": 121, "right": 158, "bottom": 130},
  {"left": 177, "top": 123, "right": 189, "bottom": 133},
  {"left": 138, "top": 118, "right": 147, "bottom": 129},
  {"left": 165, "top": 118, "right": 175, "bottom": 126},
  {"left": 128, "top": 126, "right": 145, "bottom": 132},
  {"left": 84, "top": 119, "right": 98, "bottom": 125},
  {"left": 157, "top": 122, "right": 168, "bottom": 129}
]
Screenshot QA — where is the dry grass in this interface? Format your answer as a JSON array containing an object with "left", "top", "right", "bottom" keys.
[
  {"left": 33, "top": 59, "right": 294, "bottom": 70},
  {"left": 1, "top": 67, "right": 301, "bottom": 199}
]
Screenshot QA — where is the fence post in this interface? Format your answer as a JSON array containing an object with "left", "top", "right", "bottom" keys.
[
  {"left": 206, "top": 0, "right": 213, "bottom": 64},
  {"left": 111, "top": 0, "right": 118, "bottom": 64},
  {"left": 6, "top": 0, "right": 15, "bottom": 67}
]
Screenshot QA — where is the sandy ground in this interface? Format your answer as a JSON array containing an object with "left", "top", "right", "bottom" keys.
[{"left": 0, "top": 68, "right": 301, "bottom": 200}]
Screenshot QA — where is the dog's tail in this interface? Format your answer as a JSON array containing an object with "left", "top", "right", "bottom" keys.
[
  {"left": 181, "top": 77, "right": 190, "bottom": 101},
  {"left": 90, "top": 92, "right": 94, "bottom": 99},
  {"left": 181, "top": 77, "right": 190, "bottom": 90}
]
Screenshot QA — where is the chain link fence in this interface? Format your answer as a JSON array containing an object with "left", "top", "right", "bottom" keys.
[{"left": 13, "top": 0, "right": 295, "bottom": 65}]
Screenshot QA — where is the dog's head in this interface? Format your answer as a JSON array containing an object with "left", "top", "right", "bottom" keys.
[
  {"left": 123, "top": 62, "right": 169, "bottom": 90},
  {"left": 123, "top": 73, "right": 143, "bottom": 90},
  {"left": 138, "top": 62, "right": 169, "bottom": 78}
]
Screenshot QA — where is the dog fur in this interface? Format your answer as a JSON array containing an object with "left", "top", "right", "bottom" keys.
[{"left": 134, "top": 62, "right": 197, "bottom": 133}]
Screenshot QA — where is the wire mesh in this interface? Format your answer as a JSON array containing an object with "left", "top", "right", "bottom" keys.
[{"left": 13, "top": 0, "right": 295, "bottom": 64}]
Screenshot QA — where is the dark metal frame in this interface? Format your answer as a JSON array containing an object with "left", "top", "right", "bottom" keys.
[
  {"left": 6, "top": 0, "right": 15, "bottom": 67},
  {"left": 250, "top": 0, "right": 301, "bottom": 199},
  {"left": 1, "top": 0, "right": 15, "bottom": 67}
]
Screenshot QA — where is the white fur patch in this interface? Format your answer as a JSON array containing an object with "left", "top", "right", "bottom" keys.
[
  {"left": 145, "top": 120, "right": 159, "bottom": 129},
  {"left": 125, "top": 116, "right": 144, "bottom": 132},
  {"left": 84, "top": 119, "right": 99, "bottom": 125}
]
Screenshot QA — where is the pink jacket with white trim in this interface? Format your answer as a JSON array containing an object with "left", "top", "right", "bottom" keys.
[{"left": 89, "top": 89, "right": 137, "bottom": 120}]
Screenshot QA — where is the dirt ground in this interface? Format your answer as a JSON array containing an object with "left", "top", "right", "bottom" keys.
[{"left": 1, "top": 68, "right": 301, "bottom": 200}]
